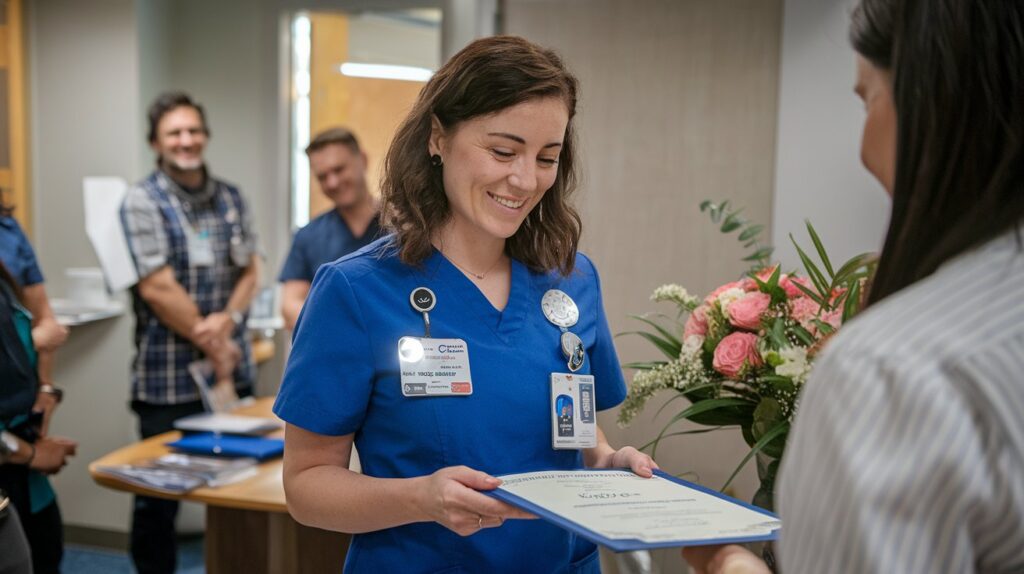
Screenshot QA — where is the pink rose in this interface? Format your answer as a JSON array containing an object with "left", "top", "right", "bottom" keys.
[
  {"left": 820, "top": 308, "right": 842, "bottom": 331},
  {"left": 712, "top": 332, "right": 763, "bottom": 378},
  {"left": 704, "top": 280, "right": 750, "bottom": 304},
  {"left": 726, "top": 292, "right": 771, "bottom": 331},
  {"left": 789, "top": 296, "right": 822, "bottom": 325},
  {"left": 780, "top": 275, "right": 813, "bottom": 298},
  {"left": 789, "top": 298, "right": 843, "bottom": 336},
  {"left": 684, "top": 304, "right": 709, "bottom": 338}
]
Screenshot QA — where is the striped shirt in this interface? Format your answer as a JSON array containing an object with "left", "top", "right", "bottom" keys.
[{"left": 778, "top": 228, "right": 1024, "bottom": 573}]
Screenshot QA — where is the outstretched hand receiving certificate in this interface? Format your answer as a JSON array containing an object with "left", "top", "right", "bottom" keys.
[{"left": 488, "top": 469, "right": 780, "bottom": 552}]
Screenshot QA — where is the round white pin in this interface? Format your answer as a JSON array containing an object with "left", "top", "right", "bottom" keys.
[{"left": 541, "top": 289, "right": 579, "bottom": 329}]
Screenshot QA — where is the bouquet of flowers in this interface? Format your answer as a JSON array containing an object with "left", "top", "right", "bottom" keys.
[{"left": 618, "top": 201, "right": 876, "bottom": 510}]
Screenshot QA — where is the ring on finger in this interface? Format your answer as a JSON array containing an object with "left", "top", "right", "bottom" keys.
[{"left": 477, "top": 515, "right": 483, "bottom": 529}]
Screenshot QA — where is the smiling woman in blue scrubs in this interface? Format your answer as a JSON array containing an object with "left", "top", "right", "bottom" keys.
[{"left": 274, "top": 35, "right": 657, "bottom": 573}]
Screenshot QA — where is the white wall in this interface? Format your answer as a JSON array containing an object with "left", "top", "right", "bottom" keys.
[
  {"left": 442, "top": 0, "right": 497, "bottom": 59},
  {"left": 772, "top": 0, "right": 889, "bottom": 269},
  {"left": 28, "top": 0, "right": 143, "bottom": 533},
  {"left": 348, "top": 12, "right": 442, "bottom": 71}
]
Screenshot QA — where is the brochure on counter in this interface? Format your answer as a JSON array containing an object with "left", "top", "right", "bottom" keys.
[
  {"left": 488, "top": 469, "right": 780, "bottom": 552},
  {"left": 95, "top": 453, "right": 259, "bottom": 495}
]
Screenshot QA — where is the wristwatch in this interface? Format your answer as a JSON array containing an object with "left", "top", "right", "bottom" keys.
[
  {"left": 39, "top": 384, "right": 64, "bottom": 403},
  {"left": 228, "top": 309, "right": 246, "bottom": 328},
  {"left": 1, "top": 489, "right": 10, "bottom": 521},
  {"left": 0, "top": 431, "right": 19, "bottom": 461}
]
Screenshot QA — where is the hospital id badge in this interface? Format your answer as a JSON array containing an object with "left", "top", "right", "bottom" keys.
[
  {"left": 398, "top": 337, "right": 473, "bottom": 397},
  {"left": 187, "top": 230, "right": 215, "bottom": 267},
  {"left": 550, "top": 373, "right": 597, "bottom": 449}
]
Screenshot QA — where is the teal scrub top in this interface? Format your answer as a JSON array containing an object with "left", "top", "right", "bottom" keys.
[
  {"left": 2, "top": 290, "right": 55, "bottom": 514},
  {"left": 274, "top": 236, "right": 627, "bottom": 574}
]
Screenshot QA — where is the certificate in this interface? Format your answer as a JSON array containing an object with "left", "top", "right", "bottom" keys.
[{"left": 488, "top": 469, "right": 780, "bottom": 552}]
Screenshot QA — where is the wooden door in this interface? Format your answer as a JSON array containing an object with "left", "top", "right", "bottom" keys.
[{"left": 0, "top": 0, "right": 29, "bottom": 235}]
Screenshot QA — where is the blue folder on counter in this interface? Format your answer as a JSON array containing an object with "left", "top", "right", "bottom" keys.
[{"left": 166, "top": 433, "right": 284, "bottom": 461}]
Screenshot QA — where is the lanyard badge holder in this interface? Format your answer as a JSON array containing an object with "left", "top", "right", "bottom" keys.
[
  {"left": 542, "top": 289, "right": 596, "bottom": 449},
  {"left": 168, "top": 195, "right": 215, "bottom": 268},
  {"left": 398, "top": 287, "right": 473, "bottom": 397}
]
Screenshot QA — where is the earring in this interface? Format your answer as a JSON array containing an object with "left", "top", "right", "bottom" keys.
[{"left": 430, "top": 154, "right": 443, "bottom": 167}]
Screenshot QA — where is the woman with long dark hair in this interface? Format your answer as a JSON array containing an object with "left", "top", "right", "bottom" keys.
[{"left": 685, "top": 0, "right": 1024, "bottom": 572}]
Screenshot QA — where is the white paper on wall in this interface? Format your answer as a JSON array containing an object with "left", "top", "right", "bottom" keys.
[{"left": 83, "top": 176, "right": 138, "bottom": 291}]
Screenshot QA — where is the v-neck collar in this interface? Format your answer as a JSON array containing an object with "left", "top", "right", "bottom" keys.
[
  {"left": 330, "top": 209, "right": 380, "bottom": 242},
  {"left": 424, "top": 249, "right": 531, "bottom": 344}
]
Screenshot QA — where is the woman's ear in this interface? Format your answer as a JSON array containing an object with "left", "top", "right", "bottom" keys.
[{"left": 428, "top": 115, "right": 446, "bottom": 157}]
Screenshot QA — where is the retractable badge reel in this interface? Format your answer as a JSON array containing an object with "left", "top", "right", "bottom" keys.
[
  {"left": 398, "top": 287, "right": 473, "bottom": 397},
  {"left": 543, "top": 289, "right": 596, "bottom": 449},
  {"left": 410, "top": 287, "right": 436, "bottom": 336},
  {"left": 542, "top": 289, "right": 585, "bottom": 372}
]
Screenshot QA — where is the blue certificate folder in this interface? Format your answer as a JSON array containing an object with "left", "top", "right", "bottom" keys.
[
  {"left": 487, "top": 469, "right": 780, "bottom": 553},
  {"left": 166, "top": 433, "right": 284, "bottom": 461}
]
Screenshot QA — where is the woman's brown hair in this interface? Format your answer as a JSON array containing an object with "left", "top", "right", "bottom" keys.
[{"left": 380, "top": 35, "right": 582, "bottom": 275}]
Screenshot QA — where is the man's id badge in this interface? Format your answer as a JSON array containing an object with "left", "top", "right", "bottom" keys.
[
  {"left": 398, "top": 337, "right": 473, "bottom": 397},
  {"left": 550, "top": 373, "right": 597, "bottom": 449},
  {"left": 187, "top": 229, "right": 215, "bottom": 267}
]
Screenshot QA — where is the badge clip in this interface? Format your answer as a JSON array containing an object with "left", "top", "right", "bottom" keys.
[
  {"left": 410, "top": 287, "right": 436, "bottom": 337},
  {"left": 561, "top": 332, "right": 585, "bottom": 372}
]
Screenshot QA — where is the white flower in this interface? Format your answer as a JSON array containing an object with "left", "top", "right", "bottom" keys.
[
  {"left": 618, "top": 357, "right": 714, "bottom": 426},
  {"left": 716, "top": 287, "right": 746, "bottom": 314},
  {"left": 775, "top": 346, "right": 811, "bottom": 383},
  {"left": 651, "top": 284, "right": 700, "bottom": 311},
  {"left": 681, "top": 335, "right": 704, "bottom": 359}
]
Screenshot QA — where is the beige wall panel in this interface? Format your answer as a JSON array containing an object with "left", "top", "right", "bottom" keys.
[{"left": 506, "top": 1, "right": 782, "bottom": 571}]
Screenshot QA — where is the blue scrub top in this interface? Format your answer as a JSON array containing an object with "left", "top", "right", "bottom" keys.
[
  {"left": 274, "top": 236, "right": 627, "bottom": 574},
  {"left": 278, "top": 209, "right": 380, "bottom": 283},
  {"left": 0, "top": 216, "right": 44, "bottom": 287}
]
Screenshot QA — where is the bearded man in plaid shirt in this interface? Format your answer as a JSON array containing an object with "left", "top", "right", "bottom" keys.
[{"left": 119, "top": 91, "right": 261, "bottom": 574}]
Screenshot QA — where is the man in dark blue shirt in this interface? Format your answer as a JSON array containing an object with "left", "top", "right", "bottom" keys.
[{"left": 279, "top": 127, "right": 379, "bottom": 330}]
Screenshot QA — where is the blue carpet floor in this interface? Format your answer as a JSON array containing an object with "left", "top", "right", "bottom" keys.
[{"left": 62, "top": 536, "right": 204, "bottom": 573}]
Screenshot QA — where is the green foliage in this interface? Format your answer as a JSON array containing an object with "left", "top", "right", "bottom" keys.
[
  {"left": 648, "top": 397, "right": 758, "bottom": 458},
  {"left": 700, "top": 200, "right": 774, "bottom": 271},
  {"left": 789, "top": 220, "right": 878, "bottom": 316},
  {"left": 722, "top": 422, "right": 789, "bottom": 492}
]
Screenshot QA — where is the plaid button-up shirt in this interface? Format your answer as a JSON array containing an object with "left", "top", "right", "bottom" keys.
[{"left": 120, "top": 169, "right": 258, "bottom": 404}]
